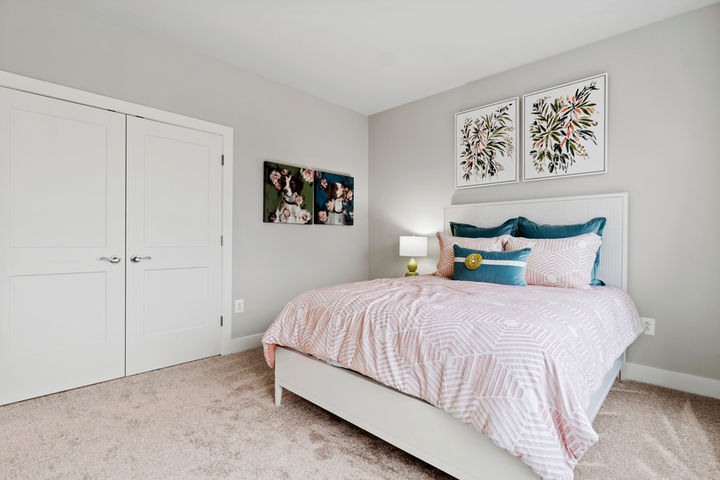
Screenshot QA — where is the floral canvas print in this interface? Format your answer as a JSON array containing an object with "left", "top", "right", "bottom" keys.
[
  {"left": 314, "top": 171, "right": 354, "bottom": 225},
  {"left": 523, "top": 74, "right": 607, "bottom": 181},
  {"left": 263, "top": 161, "right": 314, "bottom": 224},
  {"left": 455, "top": 98, "right": 518, "bottom": 188}
]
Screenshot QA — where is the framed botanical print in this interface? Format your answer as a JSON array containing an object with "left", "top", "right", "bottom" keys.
[
  {"left": 523, "top": 73, "right": 607, "bottom": 181},
  {"left": 455, "top": 97, "right": 518, "bottom": 188}
]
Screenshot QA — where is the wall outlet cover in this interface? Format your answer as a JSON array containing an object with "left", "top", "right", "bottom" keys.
[
  {"left": 234, "top": 299, "right": 245, "bottom": 313},
  {"left": 640, "top": 316, "right": 655, "bottom": 336}
]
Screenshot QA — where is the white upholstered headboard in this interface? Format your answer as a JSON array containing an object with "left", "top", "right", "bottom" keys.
[{"left": 444, "top": 193, "right": 628, "bottom": 289}]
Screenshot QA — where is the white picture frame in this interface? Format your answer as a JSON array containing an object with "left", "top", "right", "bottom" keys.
[
  {"left": 455, "top": 97, "right": 519, "bottom": 188},
  {"left": 522, "top": 73, "right": 608, "bottom": 181}
]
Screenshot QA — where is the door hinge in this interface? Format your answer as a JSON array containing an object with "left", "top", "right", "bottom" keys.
[
  {"left": 220, "top": 235, "right": 224, "bottom": 246},
  {"left": 221, "top": 154, "right": 225, "bottom": 166},
  {"left": 220, "top": 315, "right": 224, "bottom": 327}
]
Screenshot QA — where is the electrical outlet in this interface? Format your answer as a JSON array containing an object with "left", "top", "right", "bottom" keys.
[
  {"left": 234, "top": 299, "right": 245, "bottom": 313},
  {"left": 640, "top": 317, "right": 655, "bottom": 336}
]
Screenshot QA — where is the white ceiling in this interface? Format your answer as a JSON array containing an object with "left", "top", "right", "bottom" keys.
[{"left": 67, "top": 0, "right": 715, "bottom": 114}]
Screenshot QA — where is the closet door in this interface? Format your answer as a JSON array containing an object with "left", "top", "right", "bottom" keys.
[
  {"left": 126, "top": 117, "right": 223, "bottom": 375},
  {"left": 0, "top": 88, "right": 126, "bottom": 405}
]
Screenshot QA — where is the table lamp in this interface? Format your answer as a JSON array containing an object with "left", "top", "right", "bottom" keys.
[{"left": 399, "top": 236, "right": 427, "bottom": 277}]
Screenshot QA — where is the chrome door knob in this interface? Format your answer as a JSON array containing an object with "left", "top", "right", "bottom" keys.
[
  {"left": 99, "top": 256, "right": 122, "bottom": 263},
  {"left": 130, "top": 255, "right": 152, "bottom": 263}
]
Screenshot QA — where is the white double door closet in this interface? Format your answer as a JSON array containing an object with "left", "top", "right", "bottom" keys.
[{"left": 0, "top": 87, "right": 224, "bottom": 405}]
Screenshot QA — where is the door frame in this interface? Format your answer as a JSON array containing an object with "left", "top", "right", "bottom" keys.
[{"left": 0, "top": 70, "right": 236, "bottom": 355}]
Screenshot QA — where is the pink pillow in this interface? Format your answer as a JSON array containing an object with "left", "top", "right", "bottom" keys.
[
  {"left": 435, "top": 233, "right": 507, "bottom": 278},
  {"left": 505, "top": 233, "right": 602, "bottom": 288}
]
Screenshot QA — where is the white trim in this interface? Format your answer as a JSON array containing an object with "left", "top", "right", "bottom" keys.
[
  {"left": 0, "top": 71, "right": 231, "bottom": 135},
  {"left": 622, "top": 362, "right": 720, "bottom": 400},
  {"left": 0, "top": 70, "right": 235, "bottom": 357},
  {"left": 220, "top": 132, "right": 234, "bottom": 355},
  {"left": 228, "top": 333, "right": 264, "bottom": 354}
]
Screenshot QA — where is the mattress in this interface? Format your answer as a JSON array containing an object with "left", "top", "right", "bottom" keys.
[{"left": 263, "top": 275, "right": 642, "bottom": 480}]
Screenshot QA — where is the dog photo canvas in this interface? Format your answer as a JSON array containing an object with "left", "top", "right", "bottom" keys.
[
  {"left": 263, "top": 161, "right": 314, "bottom": 224},
  {"left": 314, "top": 171, "right": 354, "bottom": 225}
]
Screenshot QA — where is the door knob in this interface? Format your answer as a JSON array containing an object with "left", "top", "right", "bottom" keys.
[
  {"left": 130, "top": 255, "right": 152, "bottom": 263},
  {"left": 99, "top": 256, "right": 122, "bottom": 264}
]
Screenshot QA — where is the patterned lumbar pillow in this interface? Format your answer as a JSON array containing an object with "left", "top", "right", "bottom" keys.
[
  {"left": 452, "top": 245, "right": 531, "bottom": 286},
  {"left": 435, "top": 233, "right": 508, "bottom": 278},
  {"left": 505, "top": 233, "right": 602, "bottom": 288}
]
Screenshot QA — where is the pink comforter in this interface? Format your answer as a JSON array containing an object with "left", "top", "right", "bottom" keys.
[{"left": 262, "top": 276, "right": 641, "bottom": 480}]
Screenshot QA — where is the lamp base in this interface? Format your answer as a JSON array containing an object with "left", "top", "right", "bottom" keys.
[{"left": 405, "top": 257, "right": 419, "bottom": 277}]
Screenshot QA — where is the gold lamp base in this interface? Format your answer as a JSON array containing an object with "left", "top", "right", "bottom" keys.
[{"left": 405, "top": 257, "right": 419, "bottom": 277}]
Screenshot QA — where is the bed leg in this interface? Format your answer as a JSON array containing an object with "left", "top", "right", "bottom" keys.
[
  {"left": 274, "top": 378, "right": 283, "bottom": 406},
  {"left": 617, "top": 369, "right": 623, "bottom": 383}
]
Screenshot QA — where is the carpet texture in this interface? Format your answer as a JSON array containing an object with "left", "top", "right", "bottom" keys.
[{"left": 1, "top": 348, "right": 718, "bottom": 480}]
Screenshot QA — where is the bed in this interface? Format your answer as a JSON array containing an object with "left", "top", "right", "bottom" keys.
[{"left": 263, "top": 193, "right": 641, "bottom": 480}]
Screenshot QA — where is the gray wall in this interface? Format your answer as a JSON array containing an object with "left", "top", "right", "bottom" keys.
[
  {"left": 1, "top": 0, "right": 717, "bottom": 380},
  {"left": 0, "top": 0, "right": 369, "bottom": 340},
  {"left": 369, "top": 5, "right": 720, "bottom": 380}
]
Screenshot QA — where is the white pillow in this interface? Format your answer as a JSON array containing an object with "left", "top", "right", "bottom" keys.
[
  {"left": 505, "top": 233, "right": 602, "bottom": 288},
  {"left": 435, "top": 233, "right": 508, "bottom": 278}
]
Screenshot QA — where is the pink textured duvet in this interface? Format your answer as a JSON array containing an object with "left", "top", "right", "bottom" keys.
[{"left": 262, "top": 276, "right": 641, "bottom": 480}]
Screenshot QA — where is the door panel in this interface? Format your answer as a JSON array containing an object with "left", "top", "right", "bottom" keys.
[
  {"left": 143, "top": 267, "right": 210, "bottom": 335},
  {"left": 143, "top": 136, "right": 210, "bottom": 246},
  {"left": 126, "top": 117, "right": 222, "bottom": 375},
  {"left": 9, "top": 107, "right": 109, "bottom": 247},
  {"left": 0, "top": 88, "right": 126, "bottom": 405},
  {"left": 9, "top": 272, "right": 108, "bottom": 356}
]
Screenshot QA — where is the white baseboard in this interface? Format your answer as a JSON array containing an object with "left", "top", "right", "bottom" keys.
[
  {"left": 622, "top": 362, "right": 720, "bottom": 400},
  {"left": 225, "top": 333, "right": 264, "bottom": 354}
]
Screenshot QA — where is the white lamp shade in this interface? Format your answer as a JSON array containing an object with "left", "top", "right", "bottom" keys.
[{"left": 399, "top": 236, "right": 427, "bottom": 257}]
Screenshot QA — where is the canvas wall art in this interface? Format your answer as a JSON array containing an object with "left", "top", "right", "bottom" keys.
[
  {"left": 523, "top": 73, "right": 607, "bottom": 181},
  {"left": 314, "top": 171, "right": 354, "bottom": 225},
  {"left": 263, "top": 161, "right": 314, "bottom": 224},
  {"left": 455, "top": 97, "right": 518, "bottom": 188}
]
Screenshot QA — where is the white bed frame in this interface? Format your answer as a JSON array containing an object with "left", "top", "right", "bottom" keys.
[{"left": 274, "top": 193, "right": 629, "bottom": 479}]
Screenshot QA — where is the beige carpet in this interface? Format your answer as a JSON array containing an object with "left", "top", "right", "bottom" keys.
[{"left": 1, "top": 348, "right": 718, "bottom": 480}]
